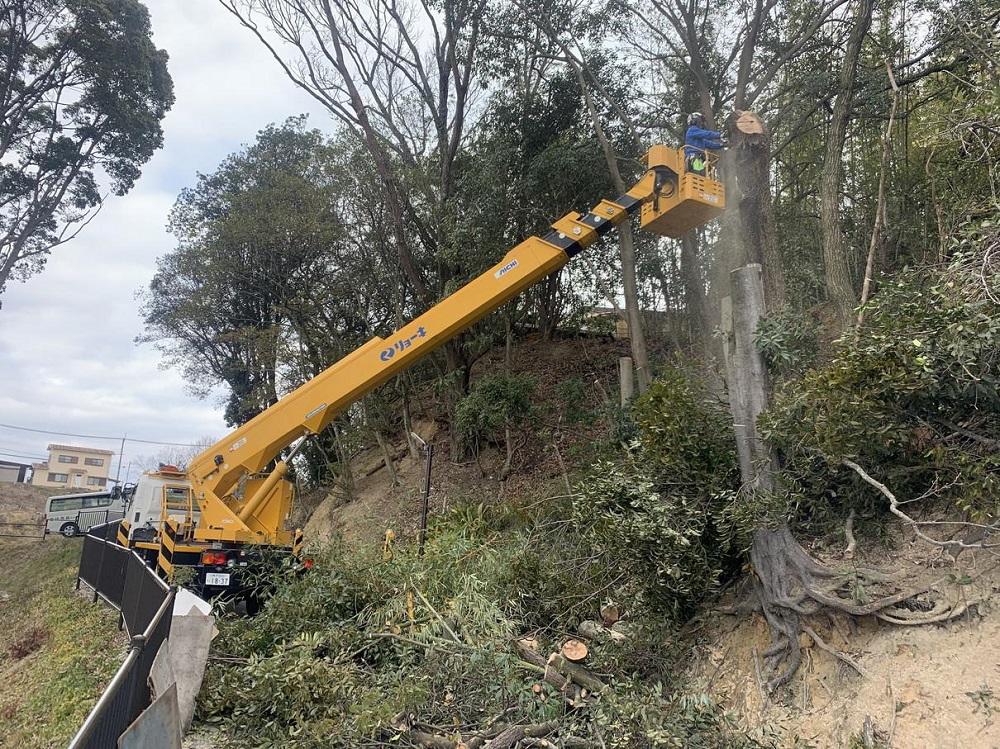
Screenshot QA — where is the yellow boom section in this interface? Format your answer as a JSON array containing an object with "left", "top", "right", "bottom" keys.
[{"left": 183, "top": 146, "right": 722, "bottom": 543}]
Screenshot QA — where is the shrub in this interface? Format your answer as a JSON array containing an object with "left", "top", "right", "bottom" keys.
[
  {"left": 456, "top": 372, "right": 536, "bottom": 450},
  {"left": 573, "top": 368, "right": 745, "bottom": 620},
  {"left": 754, "top": 307, "right": 819, "bottom": 377},
  {"left": 762, "top": 223, "right": 1000, "bottom": 522}
]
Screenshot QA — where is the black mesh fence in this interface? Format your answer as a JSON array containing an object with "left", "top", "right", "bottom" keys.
[{"left": 70, "top": 529, "right": 175, "bottom": 749}]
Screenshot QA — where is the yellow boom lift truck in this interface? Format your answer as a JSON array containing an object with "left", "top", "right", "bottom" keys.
[{"left": 115, "top": 144, "right": 724, "bottom": 601}]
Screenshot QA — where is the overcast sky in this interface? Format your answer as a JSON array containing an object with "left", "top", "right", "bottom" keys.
[{"left": 0, "top": 2, "right": 325, "bottom": 483}]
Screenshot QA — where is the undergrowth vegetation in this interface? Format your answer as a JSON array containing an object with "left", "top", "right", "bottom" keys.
[
  {"left": 574, "top": 370, "right": 746, "bottom": 621},
  {"left": 199, "top": 496, "right": 764, "bottom": 748},
  {"left": 0, "top": 538, "right": 125, "bottom": 749}
]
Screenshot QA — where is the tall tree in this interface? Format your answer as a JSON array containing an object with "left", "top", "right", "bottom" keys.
[
  {"left": 220, "top": 0, "right": 488, "bottom": 392},
  {"left": 139, "top": 119, "right": 348, "bottom": 427},
  {"left": 0, "top": 0, "right": 173, "bottom": 303},
  {"left": 819, "top": 0, "right": 874, "bottom": 329}
]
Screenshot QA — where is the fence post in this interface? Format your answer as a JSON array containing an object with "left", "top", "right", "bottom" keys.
[
  {"left": 125, "top": 635, "right": 147, "bottom": 726},
  {"left": 418, "top": 444, "right": 434, "bottom": 556},
  {"left": 92, "top": 538, "right": 108, "bottom": 604},
  {"left": 130, "top": 558, "right": 147, "bottom": 635}
]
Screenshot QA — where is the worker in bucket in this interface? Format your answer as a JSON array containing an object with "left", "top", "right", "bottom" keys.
[{"left": 684, "top": 112, "right": 723, "bottom": 175}]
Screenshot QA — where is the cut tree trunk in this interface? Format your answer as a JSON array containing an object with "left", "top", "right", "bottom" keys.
[{"left": 728, "top": 110, "right": 785, "bottom": 311}]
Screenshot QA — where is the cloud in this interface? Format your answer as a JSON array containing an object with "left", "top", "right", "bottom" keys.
[{"left": 0, "top": 1, "right": 328, "bottom": 483}]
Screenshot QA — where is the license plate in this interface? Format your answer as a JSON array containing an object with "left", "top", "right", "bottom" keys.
[{"left": 205, "top": 573, "right": 230, "bottom": 587}]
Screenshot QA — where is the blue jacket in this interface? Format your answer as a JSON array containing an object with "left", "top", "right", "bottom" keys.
[{"left": 684, "top": 125, "right": 723, "bottom": 159}]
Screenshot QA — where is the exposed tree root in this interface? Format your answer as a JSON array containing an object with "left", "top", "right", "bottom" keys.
[{"left": 744, "top": 524, "right": 972, "bottom": 692}]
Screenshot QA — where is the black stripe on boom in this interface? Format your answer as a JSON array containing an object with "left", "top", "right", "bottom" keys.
[
  {"left": 543, "top": 230, "right": 581, "bottom": 257},
  {"left": 613, "top": 193, "right": 642, "bottom": 214},
  {"left": 578, "top": 212, "right": 617, "bottom": 237}
]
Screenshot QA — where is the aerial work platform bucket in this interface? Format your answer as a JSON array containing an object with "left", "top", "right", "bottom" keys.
[{"left": 640, "top": 145, "right": 725, "bottom": 238}]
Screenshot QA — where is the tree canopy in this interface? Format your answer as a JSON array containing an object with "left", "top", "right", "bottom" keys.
[{"left": 0, "top": 0, "right": 174, "bottom": 301}]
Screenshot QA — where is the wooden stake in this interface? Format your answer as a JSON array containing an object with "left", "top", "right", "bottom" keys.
[{"left": 618, "top": 357, "right": 634, "bottom": 407}]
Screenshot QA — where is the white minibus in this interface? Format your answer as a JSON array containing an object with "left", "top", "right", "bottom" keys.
[{"left": 45, "top": 490, "right": 126, "bottom": 537}]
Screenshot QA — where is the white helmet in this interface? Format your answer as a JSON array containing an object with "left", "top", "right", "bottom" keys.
[{"left": 688, "top": 112, "right": 705, "bottom": 127}]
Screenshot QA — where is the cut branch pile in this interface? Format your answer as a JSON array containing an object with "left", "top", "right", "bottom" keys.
[{"left": 387, "top": 635, "right": 612, "bottom": 748}]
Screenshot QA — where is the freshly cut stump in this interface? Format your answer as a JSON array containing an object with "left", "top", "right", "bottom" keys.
[{"left": 560, "top": 639, "right": 588, "bottom": 662}]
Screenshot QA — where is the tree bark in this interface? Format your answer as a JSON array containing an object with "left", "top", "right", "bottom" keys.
[
  {"left": 573, "top": 61, "right": 652, "bottom": 392},
  {"left": 728, "top": 265, "right": 776, "bottom": 490},
  {"left": 820, "top": 0, "right": 874, "bottom": 330},
  {"left": 680, "top": 231, "right": 709, "bottom": 343},
  {"left": 729, "top": 111, "right": 786, "bottom": 310}
]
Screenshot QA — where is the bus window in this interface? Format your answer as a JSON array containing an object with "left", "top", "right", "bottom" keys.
[{"left": 48, "top": 497, "right": 84, "bottom": 512}]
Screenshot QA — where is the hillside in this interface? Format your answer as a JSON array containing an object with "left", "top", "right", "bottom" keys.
[
  {"left": 304, "top": 335, "right": 633, "bottom": 545},
  {"left": 686, "top": 538, "right": 1000, "bottom": 746},
  {"left": 0, "top": 485, "right": 126, "bottom": 749}
]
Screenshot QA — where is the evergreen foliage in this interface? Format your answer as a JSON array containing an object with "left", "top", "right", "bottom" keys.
[
  {"left": 763, "top": 222, "right": 1000, "bottom": 522},
  {"left": 574, "top": 370, "right": 744, "bottom": 620}
]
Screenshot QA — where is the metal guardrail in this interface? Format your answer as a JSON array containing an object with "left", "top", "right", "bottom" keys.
[{"left": 69, "top": 521, "right": 174, "bottom": 749}]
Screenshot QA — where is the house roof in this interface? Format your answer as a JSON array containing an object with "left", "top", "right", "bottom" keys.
[
  {"left": 47, "top": 443, "right": 114, "bottom": 456},
  {"left": 0, "top": 459, "right": 31, "bottom": 469}
]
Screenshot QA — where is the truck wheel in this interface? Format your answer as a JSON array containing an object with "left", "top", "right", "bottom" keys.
[{"left": 59, "top": 522, "right": 80, "bottom": 538}]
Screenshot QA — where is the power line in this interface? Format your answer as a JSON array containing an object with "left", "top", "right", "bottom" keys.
[
  {"left": 0, "top": 422, "right": 201, "bottom": 448},
  {"left": 0, "top": 450, "right": 46, "bottom": 461}
]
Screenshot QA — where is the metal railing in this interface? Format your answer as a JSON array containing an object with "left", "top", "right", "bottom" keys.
[
  {"left": 683, "top": 147, "right": 721, "bottom": 180},
  {"left": 69, "top": 521, "right": 174, "bottom": 749},
  {"left": 0, "top": 520, "right": 45, "bottom": 539},
  {"left": 75, "top": 508, "right": 125, "bottom": 535}
]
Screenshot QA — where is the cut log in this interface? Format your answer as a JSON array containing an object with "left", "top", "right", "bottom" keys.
[
  {"left": 609, "top": 621, "right": 633, "bottom": 641},
  {"left": 514, "top": 639, "right": 569, "bottom": 691},
  {"left": 561, "top": 638, "right": 588, "bottom": 662},
  {"left": 515, "top": 636, "right": 540, "bottom": 653},
  {"left": 483, "top": 721, "right": 559, "bottom": 749},
  {"left": 577, "top": 620, "right": 604, "bottom": 639},
  {"left": 547, "top": 653, "right": 608, "bottom": 693},
  {"left": 599, "top": 601, "right": 620, "bottom": 626}
]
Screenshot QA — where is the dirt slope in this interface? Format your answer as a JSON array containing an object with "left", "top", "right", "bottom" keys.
[{"left": 304, "top": 336, "right": 629, "bottom": 546}]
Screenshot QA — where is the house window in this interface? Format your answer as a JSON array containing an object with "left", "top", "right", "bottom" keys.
[
  {"left": 48, "top": 472, "right": 69, "bottom": 483},
  {"left": 57, "top": 455, "right": 79, "bottom": 464},
  {"left": 84, "top": 457, "right": 104, "bottom": 467},
  {"left": 86, "top": 476, "right": 106, "bottom": 487}
]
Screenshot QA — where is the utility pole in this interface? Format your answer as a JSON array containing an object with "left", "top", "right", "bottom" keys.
[{"left": 115, "top": 434, "right": 126, "bottom": 484}]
